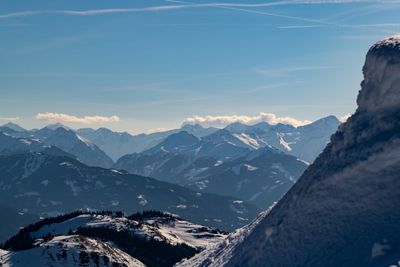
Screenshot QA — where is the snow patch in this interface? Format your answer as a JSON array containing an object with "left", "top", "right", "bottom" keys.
[
  {"left": 233, "top": 133, "right": 260, "bottom": 149},
  {"left": 137, "top": 194, "right": 148, "bottom": 206}
]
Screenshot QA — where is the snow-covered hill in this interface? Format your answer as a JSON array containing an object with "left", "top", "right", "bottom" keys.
[
  {"left": 177, "top": 35, "right": 400, "bottom": 267},
  {"left": 0, "top": 235, "right": 145, "bottom": 267},
  {"left": 1, "top": 211, "right": 227, "bottom": 267}
]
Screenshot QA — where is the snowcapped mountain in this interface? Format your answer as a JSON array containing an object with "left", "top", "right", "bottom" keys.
[
  {"left": 178, "top": 36, "right": 400, "bottom": 267},
  {"left": 115, "top": 131, "right": 307, "bottom": 209},
  {"left": 146, "top": 131, "right": 200, "bottom": 154},
  {"left": 115, "top": 129, "right": 265, "bottom": 181},
  {"left": 113, "top": 130, "right": 250, "bottom": 184},
  {"left": 76, "top": 127, "right": 139, "bottom": 162},
  {"left": 43, "top": 123, "right": 72, "bottom": 130},
  {"left": 180, "top": 124, "right": 219, "bottom": 138},
  {"left": 1, "top": 118, "right": 335, "bottom": 166},
  {"left": 31, "top": 126, "right": 114, "bottom": 168},
  {"left": 223, "top": 116, "right": 341, "bottom": 163},
  {"left": 0, "top": 152, "right": 258, "bottom": 233},
  {"left": 0, "top": 124, "right": 114, "bottom": 168},
  {"left": 0, "top": 131, "right": 74, "bottom": 158},
  {"left": 185, "top": 147, "right": 307, "bottom": 208},
  {"left": 198, "top": 129, "right": 257, "bottom": 158},
  {"left": 1, "top": 211, "right": 226, "bottom": 267},
  {"left": 77, "top": 124, "right": 218, "bottom": 161}
]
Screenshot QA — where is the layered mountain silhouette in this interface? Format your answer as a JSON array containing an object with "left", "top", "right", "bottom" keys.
[
  {"left": 0, "top": 152, "right": 258, "bottom": 240},
  {"left": 77, "top": 124, "right": 219, "bottom": 161}
]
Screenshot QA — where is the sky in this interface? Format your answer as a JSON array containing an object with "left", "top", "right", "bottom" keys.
[{"left": 1, "top": 0, "right": 400, "bottom": 134}]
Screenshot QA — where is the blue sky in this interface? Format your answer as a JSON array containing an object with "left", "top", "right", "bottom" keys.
[{"left": 0, "top": 0, "right": 399, "bottom": 134}]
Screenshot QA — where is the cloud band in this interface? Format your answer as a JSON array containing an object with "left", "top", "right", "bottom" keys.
[
  {"left": 183, "top": 112, "right": 311, "bottom": 128},
  {"left": 36, "top": 112, "right": 120, "bottom": 124}
]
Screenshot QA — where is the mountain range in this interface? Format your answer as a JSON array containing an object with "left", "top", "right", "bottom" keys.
[
  {"left": 0, "top": 124, "right": 114, "bottom": 168},
  {"left": 1, "top": 115, "right": 339, "bottom": 166},
  {"left": 76, "top": 124, "right": 219, "bottom": 161},
  {"left": 0, "top": 116, "right": 339, "bottom": 213},
  {"left": 115, "top": 130, "right": 308, "bottom": 209}
]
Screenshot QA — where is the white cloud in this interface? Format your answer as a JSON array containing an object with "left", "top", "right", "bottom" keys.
[
  {"left": 0, "top": 116, "right": 19, "bottom": 121},
  {"left": 183, "top": 112, "right": 311, "bottom": 128},
  {"left": 36, "top": 112, "right": 120, "bottom": 124}
]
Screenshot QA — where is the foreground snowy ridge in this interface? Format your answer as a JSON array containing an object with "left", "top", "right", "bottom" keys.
[
  {"left": 0, "top": 235, "right": 145, "bottom": 267},
  {"left": 0, "top": 211, "right": 227, "bottom": 267},
  {"left": 178, "top": 35, "right": 400, "bottom": 267}
]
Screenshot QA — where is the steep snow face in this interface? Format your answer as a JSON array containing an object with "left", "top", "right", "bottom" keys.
[
  {"left": 0, "top": 235, "right": 145, "bottom": 267},
  {"left": 180, "top": 36, "right": 400, "bottom": 267}
]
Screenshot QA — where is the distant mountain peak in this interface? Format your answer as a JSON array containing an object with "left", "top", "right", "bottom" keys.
[
  {"left": 181, "top": 123, "right": 204, "bottom": 130},
  {"left": 224, "top": 122, "right": 249, "bottom": 133},
  {"left": 319, "top": 114, "right": 339, "bottom": 121},
  {"left": 160, "top": 131, "right": 199, "bottom": 147},
  {"left": 307, "top": 115, "right": 340, "bottom": 126},
  {"left": 253, "top": 121, "right": 272, "bottom": 129},
  {"left": 44, "top": 123, "right": 70, "bottom": 130},
  {"left": 1, "top": 122, "right": 26, "bottom": 132},
  {"left": 180, "top": 124, "right": 219, "bottom": 138}
]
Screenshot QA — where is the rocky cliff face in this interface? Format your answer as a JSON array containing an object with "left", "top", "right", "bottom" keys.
[
  {"left": 358, "top": 35, "right": 400, "bottom": 112},
  {"left": 178, "top": 35, "right": 400, "bottom": 267}
]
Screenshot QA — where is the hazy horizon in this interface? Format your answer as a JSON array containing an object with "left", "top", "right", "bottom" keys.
[{"left": 1, "top": 113, "right": 345, "bottom": 135}]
